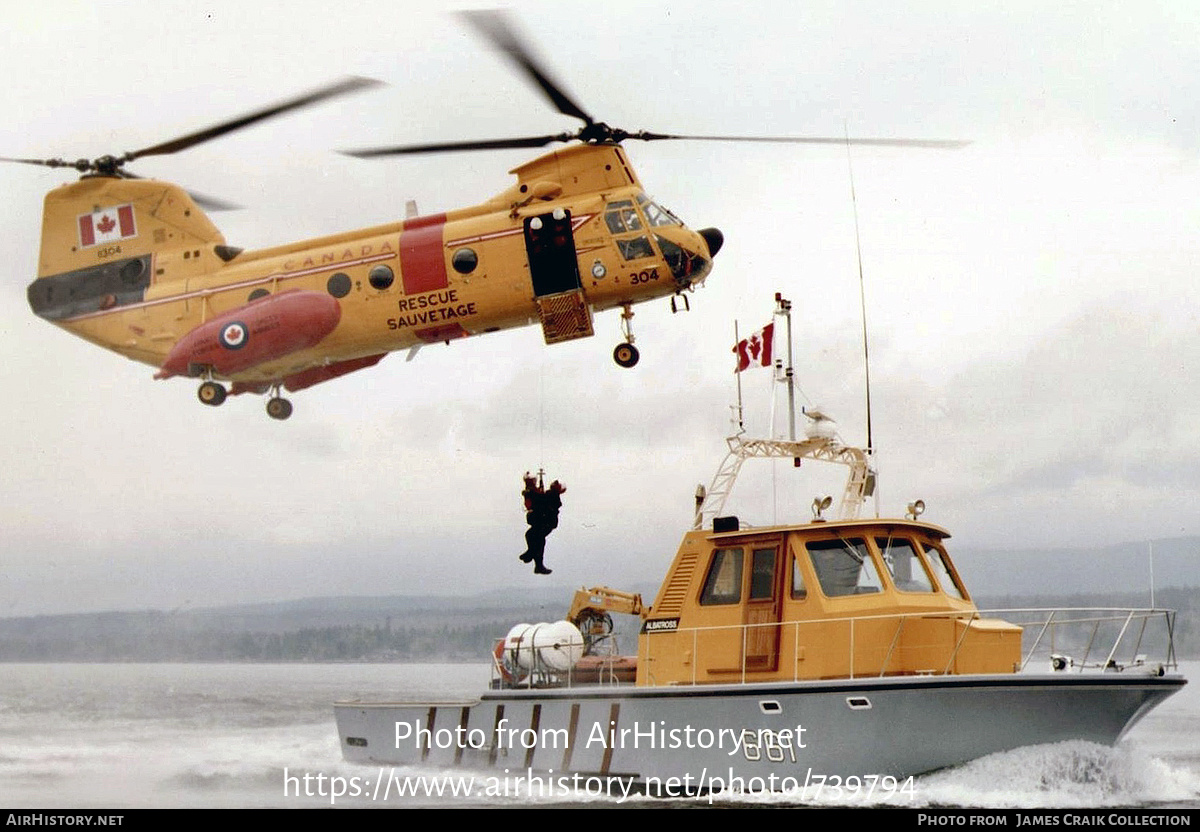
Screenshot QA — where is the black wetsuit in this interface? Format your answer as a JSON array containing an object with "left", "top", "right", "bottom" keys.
[{"left": 520, "top": 489, "right": 562, "bottom": 574}]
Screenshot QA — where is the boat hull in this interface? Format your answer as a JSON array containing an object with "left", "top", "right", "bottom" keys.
[{"left": 334, "top": 672, "right": 1185, "bottom": 785}]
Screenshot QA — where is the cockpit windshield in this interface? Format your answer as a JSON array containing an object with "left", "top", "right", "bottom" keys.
[{"left": 637, "top": 193, "right": 681, "bottom": 227}]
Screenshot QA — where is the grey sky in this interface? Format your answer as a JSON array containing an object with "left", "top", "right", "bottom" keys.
[{"left": 2, "top": 0, "right": 1198, "bottom": 616}]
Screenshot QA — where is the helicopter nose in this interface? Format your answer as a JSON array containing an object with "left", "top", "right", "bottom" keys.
[{"left": 699, "top": 227, "right": 724, "bottom": 258}]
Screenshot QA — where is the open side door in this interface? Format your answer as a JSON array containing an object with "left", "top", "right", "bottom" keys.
[{"left": 524, "top": 209, "right": 594, "bottom": 344}]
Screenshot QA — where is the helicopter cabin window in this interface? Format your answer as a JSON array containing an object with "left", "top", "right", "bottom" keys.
[
  {"left": 876, "top": 536, "right": 935, "bottom": 593},
  {"left": 920, "top": 540, "right": 966, "bottom": 600},
  {"left": 369, "top": 265, "right": 395, "bottom": 290},
  {"left": 806, "top": 537, "right": 882, "bottom": 598},
  {"left": 637, "top": 194, "right": 681, "bottom": 227},
  {"left": 700, "top": 547, "right": 744, "bottom": 605}
]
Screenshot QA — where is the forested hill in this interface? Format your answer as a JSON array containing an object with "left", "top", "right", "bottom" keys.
[{"left": 0, "top": 580, "right": 1195, "bottom": 662}]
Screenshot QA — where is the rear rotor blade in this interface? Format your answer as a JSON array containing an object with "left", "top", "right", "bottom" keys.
[
  {"left": 460, "top": 10, "right": 594, "bottom": 126},
  {"left": 117, "top": 169, "right": 242, "bottom": 211},
  {"left": 127, "top": 76, "right": 384, "bottom": 161},
  {"left": 629, "top": 132, "right": 971, "bottom": 149}
]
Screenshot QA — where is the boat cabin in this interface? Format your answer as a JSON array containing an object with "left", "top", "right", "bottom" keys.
[{"left": 635, "top": 517, "right": 1022, "bottom": 686}]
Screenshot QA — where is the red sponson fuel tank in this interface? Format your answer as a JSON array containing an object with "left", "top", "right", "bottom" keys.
[{"left": 156, "top": 289, "right": 341, "bottom": 379}]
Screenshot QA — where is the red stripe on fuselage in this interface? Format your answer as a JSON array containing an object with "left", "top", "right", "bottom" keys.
[{"left": 400, "top": 213, "right": 448, "bottom": 295}]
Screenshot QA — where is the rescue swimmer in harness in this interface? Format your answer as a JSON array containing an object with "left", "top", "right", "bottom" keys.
[{"left": 519, "top": 471, "right": 565, "bottom": 575}]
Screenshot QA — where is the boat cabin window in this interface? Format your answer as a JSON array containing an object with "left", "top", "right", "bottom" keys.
[
  {"left": 700, "top": 547, "right": 743, "bottom": 605},
  {"left": 920, "top": 540, "right": 966, "bottom": 600},
  {"left": 749, "top": 548, "right": 777, "bottom": 600},
  {"left": 790, "top": 546, "right": 808, "bottom": 600},
  {"left": 806, "top": 537, "right": 882, "bottom": 597},
  {"left": 876, "top": 536, "right": 935, "bottom": 594}
]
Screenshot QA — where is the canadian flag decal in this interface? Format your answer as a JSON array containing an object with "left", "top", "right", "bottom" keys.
[{"left": 78, "top": 205, "right": 137, "bottom": 248}]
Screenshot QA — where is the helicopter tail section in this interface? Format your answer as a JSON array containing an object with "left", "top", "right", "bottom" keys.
[{"left": 27, "top": 177, "right": 225, "bottom": 322}]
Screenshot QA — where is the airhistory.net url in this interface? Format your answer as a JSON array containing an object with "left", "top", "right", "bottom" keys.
[{"left": 282, "top": 766, "right": 916, "bottom": 805}]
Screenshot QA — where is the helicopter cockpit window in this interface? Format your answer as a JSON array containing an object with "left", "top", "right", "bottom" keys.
[
  {"left": 806, "top": 537, "right": 882, "bottom": 597},
  {"left": 637, "top": 194, "right": 681, "bottom": 227},
  {"left": 617, "top": 236, "right": 655, "bottom": 261},
  {"left": 875, "top": 536, "right": 935, "bottom": 593},
  {"left": 604, "top": 200, "right": 643, "bottom": 234}
]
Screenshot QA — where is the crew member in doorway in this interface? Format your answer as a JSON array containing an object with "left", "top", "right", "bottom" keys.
[{"left": 519, "top": 474, "right": 565, "bottom": 575}]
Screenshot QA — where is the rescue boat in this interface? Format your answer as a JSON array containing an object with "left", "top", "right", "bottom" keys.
[{"left": 334, "top": 299, "right": 1185, "bottom": 794}]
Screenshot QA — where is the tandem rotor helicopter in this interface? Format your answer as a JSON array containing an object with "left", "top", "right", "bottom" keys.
[{"left": 8, "top": 12, "right": 964, "bottom": 420}]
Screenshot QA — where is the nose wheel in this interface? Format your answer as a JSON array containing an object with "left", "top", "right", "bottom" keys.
[
  {"left": 197, "top": 380, "right": 227, "bottom": 407},
  {"left": 613, "top": 302, "right": 639, "bottom": 368}
]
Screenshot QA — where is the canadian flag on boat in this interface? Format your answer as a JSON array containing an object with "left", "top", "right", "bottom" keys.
[
  {"left": 733, "top": 322, "right": 774, "bottom": 372},
  {"left": 78, "top": 204, "right": 137, "bottom": 248}
]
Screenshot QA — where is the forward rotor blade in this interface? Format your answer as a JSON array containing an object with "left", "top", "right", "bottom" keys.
[
  {"left": 345, "top": 133, "right": 574, "bottom": 157},
  {"left": 128, "top": 76, "right": 384, "bottom": 161},
  {"left": 629, "top": 132, "right": 971, "bottom": 149},
  {"left": 460, "top": 10, "right": 594, "bottom": 126}
]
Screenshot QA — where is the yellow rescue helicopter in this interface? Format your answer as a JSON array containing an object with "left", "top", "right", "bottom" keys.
[{"left": 9, "top": 12, "right": 963, "bottom": 419}]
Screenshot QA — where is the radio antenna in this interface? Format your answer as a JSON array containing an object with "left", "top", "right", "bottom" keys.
[{"left": 845, "top": 125, "right": 874, "bottom": 454}]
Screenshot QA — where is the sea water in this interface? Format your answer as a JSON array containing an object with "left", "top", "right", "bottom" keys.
[{"left": 0, "top": 662, "right": 1197, "bottom": 809}]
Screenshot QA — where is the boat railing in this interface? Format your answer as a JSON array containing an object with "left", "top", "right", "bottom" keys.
[
  {"left": 638, "top": 607, "right": 1179, "bottom": 686},
  {"left": 987, "top": 607, "right": 1181, "bottom": 674}
]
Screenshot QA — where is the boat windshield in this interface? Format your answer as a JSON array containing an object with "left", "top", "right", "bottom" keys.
[
  {"left": 806, "top": 537, "right": 882, "bottom": 597},
  {"left": 876, "top": 535, "right": 936, "bottom": 594},
  {"left": 920, "top": 540, "right": 966, "bottom": 599}
]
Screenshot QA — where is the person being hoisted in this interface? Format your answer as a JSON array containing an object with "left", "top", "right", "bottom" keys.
[{"left": 519, "top": 471, "right": 565, "bottom": 575}]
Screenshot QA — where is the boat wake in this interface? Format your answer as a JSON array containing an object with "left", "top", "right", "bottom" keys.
[
  {"left": 367, "top": 741, "right": 1199, "bottom": 809},
  {"left": 902, "top": 741, "right": 1200, "bottom": 809},
  {"left": 631, "top": 741, "right": 1200, "bottom": 809}
]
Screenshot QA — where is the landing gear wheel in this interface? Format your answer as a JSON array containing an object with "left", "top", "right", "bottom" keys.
[
  {"left": 266, "top": 397, "right": 293, "bottom": 420},
  {"left": 197, "top": 381, "right": 227, "bottom": 407},
  {"left": 613, "top": 342, "right": 640, "bottom": 368}
]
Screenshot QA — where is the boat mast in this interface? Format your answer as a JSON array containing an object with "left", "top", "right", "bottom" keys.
[
  {"left": 778, "top": 293, "right": 796, "bottom": 441},
  {"left": 693, "top": 295, "right": 875, "bottom": 529}
]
